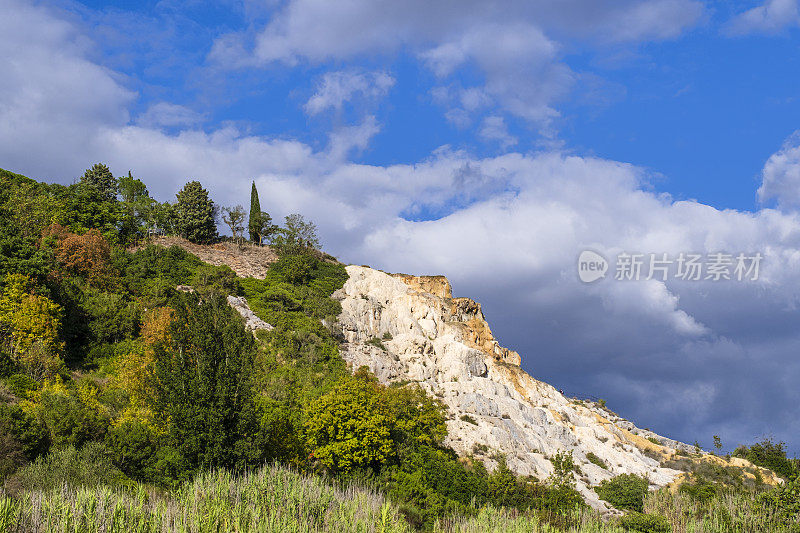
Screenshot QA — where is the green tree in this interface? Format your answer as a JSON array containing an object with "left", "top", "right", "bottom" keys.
[
  {"left": 80, "top": 163, "right": 118, "bottom": 202},
  {"left": 118, "top": 171, "right": 154, "bottom": 240},
  {"left": 221, "top": 205, "right": 246, "bottom": 245},
  {"left": 174, "top": 181, "right": 217, "bottom": 244},
  {"left": 274, "top": 213, "right": 320, "bottom": 253},
  {"left": 148, "top": 201, "right": 176, "bottom": 236},
  {"left": 151, "top": 294, "right": 261, "bottom": 474},
  {"left": 251, "top": 211, "right": 277, "bottom": 245},
  {"left": 304, "top": 373, "right": 393, "bottom": 473},
  {"left": 0, "top": 274, "right": 64, "bottom": 378},
  {"left": 248, "top": 181, "right": 261, "bottom": 242}
]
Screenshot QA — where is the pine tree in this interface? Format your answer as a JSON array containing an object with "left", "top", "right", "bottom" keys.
[
  {"left": 248, "top": 181, "right": 261, "bottom": 242},
  {"left": 80, "top": 163, "right": 118, "bottom": 202},
  {"left": 174, "top": 181, "right": 217, "bottom": 244}
]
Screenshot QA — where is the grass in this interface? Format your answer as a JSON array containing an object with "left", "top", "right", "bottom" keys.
[
  {"left": 0, "top": 464, "right": 412, "bottom": 533},
  {"left": 1, "top": 464, "right": 798, "bottom": 532},
  {"left": 644, "top": 487, "right": 800, "bottom": 533}
]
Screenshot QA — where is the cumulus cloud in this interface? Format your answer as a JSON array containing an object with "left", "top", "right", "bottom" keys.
[
  {"left": 758, "top": 131, "right": 800, "bottom": 210},
  {"left": 305, "top": 70, "right": 395, "bottom": 116},
  {"left": 725, "top": 0, "right": 800, "bottom": 36},
  {"left": 4, "top": 0, "right": 800, "bottom": 453}
]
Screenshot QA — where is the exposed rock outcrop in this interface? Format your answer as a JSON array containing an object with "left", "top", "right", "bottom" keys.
[
  {"left": 227, "top": 295, "right": 274, "bottom": 332},
  {"left": 334, "top": 266, "right": 780, "bottom": 510}
]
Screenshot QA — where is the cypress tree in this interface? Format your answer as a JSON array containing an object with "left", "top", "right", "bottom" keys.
[{"left": 248, "top": 181, "right": 261, "bottom": 242}]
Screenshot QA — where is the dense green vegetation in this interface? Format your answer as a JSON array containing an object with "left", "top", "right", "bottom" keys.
[{"left": 0, "top": 164, "right": 797, "bottom": 532}]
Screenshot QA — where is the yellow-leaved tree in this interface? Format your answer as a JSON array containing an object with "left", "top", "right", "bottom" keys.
[
  {"left": 0, "top": 274, "right": 64, "bottom": 378},
  {"left": 114, "top": 307, "right": 172, "bottom": 427},
  {"left": 304, "top": 373, "right": 394, "bottom": 473}
]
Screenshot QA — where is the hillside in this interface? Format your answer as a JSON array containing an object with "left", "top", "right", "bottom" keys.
[
  {"left": 152, "top": 237, "right": 784, "bottom": 510},
  {"left": 0, "top": 166, "right": 797, "bottom": 533}
]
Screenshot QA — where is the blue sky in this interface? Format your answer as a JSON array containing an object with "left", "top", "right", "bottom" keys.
[
  {"left": 3, "top": 0, "right": 800, "bottom": 453},
  {"left": 70, "top": 0, "right": 800, "bottom": 211}
]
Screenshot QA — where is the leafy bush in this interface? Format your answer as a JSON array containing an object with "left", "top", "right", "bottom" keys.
[
  {"left": 22, "top": 378, "right": 109, "bottom": 449},
  {"left": 679, "top": 479, "right": 718, "bottom": 503},
  {"left": 0, "top": 404, "right": 48, "bottom": 461},
  {"left": 618, "top": 511, "right": 671, "bottom": 532},
  {"left": 367, "top": 337, "right": 387, "bottom": 350},
  {"left": 733, "top": 438, "right": 799, "bottom": 480},
  {"left": 595, "top": 474, "right": 649, "bottom": 512},
  {"left": 4, "top": 443, "right": 129, "bottom": 496},
  {"left": 758, "top": 473, "right": 800, "bottom": 521},
  {"left": 586, "top": 452, "right": 607, "bottom": 469},
  {"left": 2, "top": 374, "right": 38, "bottom": 398}
]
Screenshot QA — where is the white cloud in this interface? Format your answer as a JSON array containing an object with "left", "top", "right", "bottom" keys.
[
  {"left": 479, "top": 115, "right": 517, "bottom": 148},
  {"left": 758, "top": 131, "right": 800, "bottom": 210},
  {"left": 725, "top": 0, "right": 800, "bottom": 36},
  {"left": 209, "top": 0, "right": 703, "bottom": 131},
  {"left": 136, "top": 102, "right": 205, "bottom": 129},
  {"left": 326, "top": 115, "right": 382, "bottom": 161},
  {"left": 305, "top": 70, "right": 395, "bottom": 116}
]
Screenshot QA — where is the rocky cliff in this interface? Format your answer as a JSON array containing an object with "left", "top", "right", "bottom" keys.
[
  {"left": 334, "top": 265, "right": 779, "bottom": 509},
  {"left": 151, "top": 239, "right": 780, "bottom": 510}
]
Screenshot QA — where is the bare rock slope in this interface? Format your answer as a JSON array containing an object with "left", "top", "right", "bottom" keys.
[{"left": 334, "top": 266, "right": 779, "bottom": 509}]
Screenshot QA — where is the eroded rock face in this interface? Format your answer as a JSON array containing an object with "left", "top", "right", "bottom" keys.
[
  {"left": 227, "top": 295, "right": 274, "bottom": 332},
  {"left": 335, "top": 265, "right": 685, "bottom": 510}
]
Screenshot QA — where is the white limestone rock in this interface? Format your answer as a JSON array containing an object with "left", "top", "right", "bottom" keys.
[
  {"left": 227, "top": 295, "right": 274, "bottom": 332},
  {"left": 336, "top": 265, "right": 687, "bottom": 510}
]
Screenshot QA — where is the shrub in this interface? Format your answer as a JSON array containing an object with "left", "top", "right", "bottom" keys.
[
  {"left": 733, "top": 438, "right": 799, "bottom": 480},
  {"left": 304, "top": 373, "right": 393, "bottom": 473},
  {"left": 758, "top": 473, "right": 800, "bottom": 520},
  {"left": 618, "top": 511, "right": 671, "bottom": 532},
  {"left": 648, "top": 437, "right": 660, "bottom": 445},
  {"left": 679, "top": 479, "right": 718, "bottom": 503},
  {"left": 55, "top": 229, "right": 113, "bottom": 286},
  {"left": 3, "top": 374, "right": 38, "bottom": 398},
  {"left": 549, "top": 450, "right": 578, "bottom": 488},
  {"left": 595, "top": 473, "right": 649, "bottom": 512},
  {"left": 460, "top": 414, "right": 478, "bottom": 425},
  {"left": 586, "top": 452, "right": 607, "bottom": 470},
  {"left": 104, "top": 418, "right": 160, "bottom": 482},
  {"left": 270, "top": 254, "right": 314, "bottom": 285},
  {"left": 4, "top": 443, "right": 129, "bottom": 496},
  {"left": 0, "top": 404, "right": 48, "bottom": 461},
  {"left": 22, "top": 378, "right": 109, "bottom": 449},
  {"left": 367, "top": 337, "right": 387, "bottom": 351}
]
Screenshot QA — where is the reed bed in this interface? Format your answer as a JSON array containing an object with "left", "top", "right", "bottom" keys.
[
  {"left": 1, "top": 466, "right": 797, "bottom": 532},
  {"left": 0, "top": 464, "right": 411, "bottom": 533}
]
